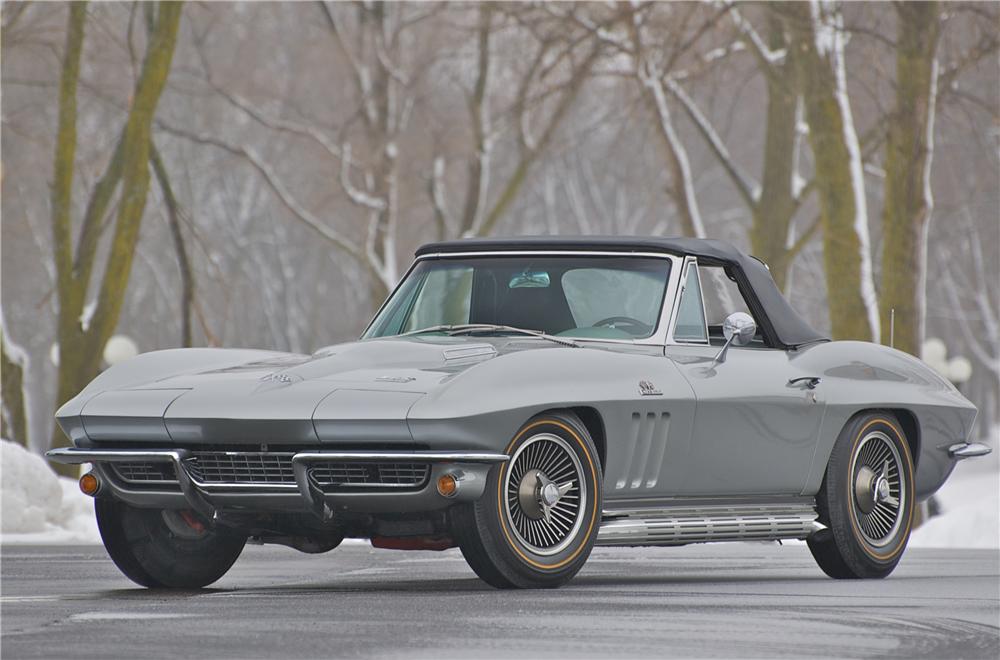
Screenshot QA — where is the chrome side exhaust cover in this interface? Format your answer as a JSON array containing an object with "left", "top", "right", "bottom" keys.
[{"left": 596, "top": 502, "right": 821, "bottom": 547}]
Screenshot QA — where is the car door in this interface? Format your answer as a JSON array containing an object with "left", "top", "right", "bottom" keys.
[{"left": 663, "top": 258, "right": 826, "bottom": 497}]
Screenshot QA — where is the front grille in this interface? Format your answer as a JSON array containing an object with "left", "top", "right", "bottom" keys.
[
  {"left": 111, "top": 461, "right": 177, "bottom": 484},
  {"left": 103, "top": 451, "right": 430, "bottom": 491},
  {"left": 310, "top": 462, "right": 429, "bottom": 489},
  {"left": 185, "top": 452, "right": 296, "bottom": 485}
]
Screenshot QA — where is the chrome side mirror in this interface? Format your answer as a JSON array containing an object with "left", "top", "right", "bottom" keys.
[{"left": 713, "top": 312, "right": 756, "bottom": 364}]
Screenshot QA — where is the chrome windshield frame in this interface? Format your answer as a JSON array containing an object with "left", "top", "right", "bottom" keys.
[{"left": 360, "top": 250, "right": 684, "bottom": 347}]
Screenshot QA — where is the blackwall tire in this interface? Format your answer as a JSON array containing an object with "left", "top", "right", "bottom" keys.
[
  {"left": 451, "top": 411, "right": 603, "bottom": 589},
  {"left": 808, "top": 412, "right": 915, "bottom": 579},
  {"left": 96, "top": 499, "right": 247, "bottom": 589}
]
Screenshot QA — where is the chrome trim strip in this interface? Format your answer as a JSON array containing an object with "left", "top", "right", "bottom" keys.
[
  {"left": 291, "top": 451, "right": 510, "bottom": 463},
  {"left": 189, "top": 481, "right": 301, "bottom": 491},
  {"left": 46, "top": 448, "right": 185, "bottom": 464},
  {"left": 948, "top": 442, "right": 993, "bottom": 459},
  {"left": 667, "top": 256, "right": 711, "bottom": 345},
  {"left": 596, "top": 502, "right": 820, "bottom": 546}
]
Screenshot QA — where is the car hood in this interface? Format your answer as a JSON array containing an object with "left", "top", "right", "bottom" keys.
[
  {"left": 148, "top": 336, "right": 530, "bottom": 392},
  {"left": 64, "top": 336, "right": 591, "bottom": 444}
]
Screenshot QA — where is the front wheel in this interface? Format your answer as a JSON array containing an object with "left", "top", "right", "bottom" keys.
[
  {"left": 96, "top": 499, "right": 247, "bottom": 588},
  {"left": 808, "top": 412, "right": 915, "bottom": 579},
  {"left": 451, "top": 411, "right": 603, "bottom": 589}
]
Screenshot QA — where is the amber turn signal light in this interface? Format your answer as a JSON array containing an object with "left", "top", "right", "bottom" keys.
[
  {"left": 79, "top": 472, "right": 101, "bottom": 497},
  {"left": 436, "top": 474, "right": 459, "bottom": 498}
]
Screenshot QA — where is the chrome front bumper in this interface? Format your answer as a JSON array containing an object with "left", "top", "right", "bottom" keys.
[{"left": 46, "top": 448, "right": 508, "bottom": 521}]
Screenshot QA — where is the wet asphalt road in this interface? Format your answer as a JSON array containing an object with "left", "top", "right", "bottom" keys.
[{"left": 2, "top": 542, "right": 997, "bottom": 659}]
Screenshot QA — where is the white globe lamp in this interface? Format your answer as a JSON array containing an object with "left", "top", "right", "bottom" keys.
[
  {"left": 947, "top": 356, "right": 973, "bottom": 385},
  {"left": 103, "top": 335, "right": 139, "bottom": 366},
  {"left": 921, "top": 338, "right": 947, "bottom": 364}
]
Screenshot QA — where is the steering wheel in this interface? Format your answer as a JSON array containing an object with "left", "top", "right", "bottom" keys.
[{"left": 592, "top": 316, "right": 652, "bottom": 336}]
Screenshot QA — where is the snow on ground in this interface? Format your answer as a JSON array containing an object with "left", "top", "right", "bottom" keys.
[
  {"left": 1, "top": 440, "right": 101, "bottom": 544},
  {"left": 910, "top": 436, "right": 1000, "bottom": 549}
]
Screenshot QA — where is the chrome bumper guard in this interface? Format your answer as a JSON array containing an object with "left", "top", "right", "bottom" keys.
[
  {"left": 947, "top": 442, "right": 993, "bottom": 460},
  {"left": 46, "top": 448, "right": 508, "bottom": 522}
]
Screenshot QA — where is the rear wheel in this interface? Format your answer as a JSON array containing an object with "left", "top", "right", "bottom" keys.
[
  {"left": 451, "top": 412, "right": 603, "bottom": 588},
  {"left": 96, "top": 499, "right": 247, "bottom": 588},
  {"left": 808, "top": 412, "right": 915, "bottom": 579}
]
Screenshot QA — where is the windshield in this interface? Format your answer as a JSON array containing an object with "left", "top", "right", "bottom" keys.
[{"left": 363, "top": 255, "right": 672, "bottom": 340}]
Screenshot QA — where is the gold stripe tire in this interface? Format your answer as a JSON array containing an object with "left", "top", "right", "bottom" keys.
[
  {"left": 450, "top": 411, "right": 603, "bottom": 589},
  {"left": 807, "top": 411, "right": 915, "bottom": 579}
]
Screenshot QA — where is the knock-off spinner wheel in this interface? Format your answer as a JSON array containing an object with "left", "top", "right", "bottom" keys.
[
  {"left": 451, "top": 411, "right": 602, "bottom": 589},
  {"left": 850, "top": 430, "right": 906, "bottom": 547},
  {"left": 503, "top": 433, "right": 586, "bottom": 556},
  {"left": 808, "top": 412, "right": 915, "bottom": 579}
]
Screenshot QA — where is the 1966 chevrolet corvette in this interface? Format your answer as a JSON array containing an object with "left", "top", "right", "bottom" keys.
[{"left": 49, "top": 236, "right": 989, "bottom": 589}]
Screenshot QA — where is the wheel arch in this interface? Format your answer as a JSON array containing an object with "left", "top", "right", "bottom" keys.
[
  {"left": 569, "top": 406, "right": 606, "bottom": 472},
  {"left": 845, "top": 407, "right": 920, "bottom": 469},
  {"left": 885, "top": 408, "right": 920, "bottom": 469}
]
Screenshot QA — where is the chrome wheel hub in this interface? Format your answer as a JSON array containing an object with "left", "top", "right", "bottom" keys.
[
  {"left": 504, "top": 433, "right": 586, "bottom": 556},
  {"left": 541, "top": 482, "right": 561, "bottom": 507},
  {"left": 850, "top": 431, "right": 905, "bottom": 547},
  {"left": 875, "top": 476, "right": 891, "bottom": 502}
]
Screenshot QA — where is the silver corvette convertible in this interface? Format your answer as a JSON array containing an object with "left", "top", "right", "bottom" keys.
[{"left": 49, "top": 236, "right": 989, "bottom": 589}]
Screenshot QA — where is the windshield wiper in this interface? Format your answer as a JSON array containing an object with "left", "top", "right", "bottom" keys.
[{"left": 401, "top": 324, "right": 579, "bottom": 348}]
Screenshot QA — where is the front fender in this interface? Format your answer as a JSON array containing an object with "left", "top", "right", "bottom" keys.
[
  {"left": 794, "top": 341, "right": 978, "bottom": 499},
  {"left": 406, "top": 345, "right": 694, "bottom": 460}
]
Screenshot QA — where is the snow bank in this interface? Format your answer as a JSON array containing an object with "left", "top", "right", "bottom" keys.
[
  {"left": 910, "top": 439, "right": 999, "bottom": 549},
  {"left": 1, "top": 440, "right": 101, "bottom": 544}
]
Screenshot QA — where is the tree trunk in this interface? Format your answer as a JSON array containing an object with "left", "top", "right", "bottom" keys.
[
  {"left": 786, "top": 3, "right": 879, "bottom": 341},
  {"left": 151, "top": 143, "right": 195, "bottom": 347},
  {"left": 749, "top": 15, "right": 799, "bottom": 291},
  {"left": 1, "top": 330, "right": 29, "bottom": 448},
  {"left": 879, "top": 2, "right": 941, "bottom": 355},
  {"left": 48, "top": 2, "right": 184, "bottom": 474}
]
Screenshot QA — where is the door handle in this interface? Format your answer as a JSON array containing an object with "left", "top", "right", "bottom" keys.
[{"left": 788, "top": 376, "right": 821, "bottom": 389}]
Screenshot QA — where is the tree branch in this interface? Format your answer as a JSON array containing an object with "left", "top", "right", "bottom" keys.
[
  {"left": 150, "top": 142, "right": 194, "bottom": 347},
  {"left": 158, "top": 121, "right": 363, "bottom": 261},
  {"left": 663, "top": 75, "right": 758, "bottom": 208}
]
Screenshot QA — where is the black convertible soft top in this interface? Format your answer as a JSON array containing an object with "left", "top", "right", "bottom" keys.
[{"left": 415, "top": 236, "right": 828, "bottom": 350}]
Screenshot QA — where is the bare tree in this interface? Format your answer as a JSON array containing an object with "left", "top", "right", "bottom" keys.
[
  {"left": 877, "top": 2, "right": 942, "bottom": 356},
  {"left": 167, "top": 2, "right": 604, "bottom": 310},
  {"left": 48, "top": 2, "right": 183, "bottom": 470},
  {"left": 783, "top": 2, "right": 880, "bottom": 341}
]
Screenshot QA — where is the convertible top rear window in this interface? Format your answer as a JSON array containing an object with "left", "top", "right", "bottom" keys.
[{"left": 364, "top": 255, "right": 671, "bottom": 340}]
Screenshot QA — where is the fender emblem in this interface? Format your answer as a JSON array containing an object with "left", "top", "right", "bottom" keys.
[
  {"left": 639, "top": 380, "right": 662, "bottom": 396},
  {"left": 260, "top": 372, "right": 295, "bottom": 384},
  {"left": 376, "top": 375, "right": 416, "bottom": 383}
]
